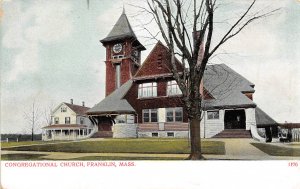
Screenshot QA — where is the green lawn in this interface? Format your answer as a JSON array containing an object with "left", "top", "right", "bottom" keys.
[
  {"left": 1, "top": 154, "right": 48, "bottom": 160},
  {"left": 3, "top": 139, "right": 225, "bottom": 155},
  {"left": 1, "top": 141, "right": 64, "bottom": 148},
  {"left": 1, "top": 153, "right": 185, "bottom": 160},
  {"left": 251, "top": 143, "right": 300, "bottom": 157}
]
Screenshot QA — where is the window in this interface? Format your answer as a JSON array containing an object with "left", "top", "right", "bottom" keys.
[
  {"left": 54, "top": 117, "right": 59, "bottom": 124},
  {"left": 167, "top": 132, "right": 174, "bottom": 137},
  {"left": 116, "top": 64, "right": 121, "bottom": 89},
  {"left": 167, "top": 80, "right": 182, "bottom": 96},
  {"left": 115, "top": 114, "right": 135, "bottom": 124},
  {"left": 65, "top": 117, "right": 70, "bottom": 124},
  {"left": 166, "top": 107, "right": 183, "bottom": 122},
  {"left": 61, "top": 107, "right": 67, "bottom": 112},
  {"left": 80, "top": 117, "right": 84, "bottom": 125},
  {"left": 112, "top": 55, "right": 124, "bottom": 59},
  {"left": 207, "top": 111, "right": 219, "bottom": 120},
  {"left": 115, "top": 115, "right": 126, "bottom": 124},
  {"left": 143, "top": 109, "right": 158, "bottom": 123},
  {"left": 138, "top": 83, "right": 157, "bottom": 98},
  {"left": 152, "top": 133, "right": 158, "bottom": 137},
  {"left": 126, "top": 115, "right": 135, "bottom": 124}
]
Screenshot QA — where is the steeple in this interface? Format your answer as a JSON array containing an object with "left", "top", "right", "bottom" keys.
[
  {"left": 122, "top": 4, "right": 125, "bottom": 15},
  {"left": 100, "top": 10, "right": 146, "bottom": 97},
  {"left": 100, "top": 11, "right": 137, "bottom": 43}
]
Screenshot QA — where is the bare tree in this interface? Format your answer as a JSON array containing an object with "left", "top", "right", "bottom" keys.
[
  {"left": 23, "top": 101, "right": 42, "bottom": 141},
  {"left": 43, "top": 103, "right": 54, "bottom": 126},
  {"left": 142, "top": 0, "right": 279, "bottom": 159}
]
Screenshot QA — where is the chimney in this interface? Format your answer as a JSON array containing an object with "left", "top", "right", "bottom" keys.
[
  {"left": 82, "top": 101, "right": 85, "bottom": 107},
  {"left": 70, "top": 99, "right": 73, "bottom": 104}
]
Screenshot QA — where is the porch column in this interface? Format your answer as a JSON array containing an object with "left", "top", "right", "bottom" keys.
[
  {"left": 68, "top": 129, "right": 70, "bottom": 140},
  {"left": 61, "top": 129, "right": 63, "bottom": 140}
]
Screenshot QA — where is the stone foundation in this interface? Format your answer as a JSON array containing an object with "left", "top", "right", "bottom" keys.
[
  {"left": 138, "top": 131, "right": 188, "bottom": 138},
  {"left": 112, "top": 124, "right": 137, "bottom": 138}
]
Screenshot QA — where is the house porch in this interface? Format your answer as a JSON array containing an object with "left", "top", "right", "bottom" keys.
[{"left": 42, "top": 125, "right": 92, "bottom": 141}]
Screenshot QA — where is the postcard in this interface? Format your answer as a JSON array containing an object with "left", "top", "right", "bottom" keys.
[{"left": 1, "top": 0, "right": 299, "bottom": 189}]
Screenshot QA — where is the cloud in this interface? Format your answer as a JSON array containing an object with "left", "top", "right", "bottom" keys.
[{"left": 2, "top": 0, "right": 73, "bottom": 82}]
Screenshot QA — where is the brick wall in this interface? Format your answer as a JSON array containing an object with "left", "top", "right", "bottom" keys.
[
  {"left": 104, "top": 39, "right": 139, "bottom": 96},
  {"left": 124, "top": 78, "right": 188, "bottom": 123}
]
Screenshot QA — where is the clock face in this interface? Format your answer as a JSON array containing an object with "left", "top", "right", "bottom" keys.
[{"left": 113, "top": 43, "right": 122, "bottom": 53}]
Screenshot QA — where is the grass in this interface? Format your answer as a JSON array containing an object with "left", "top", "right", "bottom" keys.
[
  {"left": 1, "top": 154, "right": 184, "bottom": 160},
  {"left": 1, "top": 154, "right": 47, "bottom": 161},
  {"left": 1, "top": 140, "right": 64, "bottom": 148},
  {"left": 3, "top": 139, "right": 225, "bottom": 155},
  {"left": 288, "top": 143, "right": 300, "bottom": 146},
  {"left": 251, "top": 143, "right": 300, "bottom": 157}
]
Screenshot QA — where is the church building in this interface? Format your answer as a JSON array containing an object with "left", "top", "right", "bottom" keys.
[{"left": 86, "top": 10, "right": 278, "bottom": 141}]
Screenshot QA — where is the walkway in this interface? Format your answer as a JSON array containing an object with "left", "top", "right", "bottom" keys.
[{"left": 205, "top": 138, "right": 298, "bottom": 160}]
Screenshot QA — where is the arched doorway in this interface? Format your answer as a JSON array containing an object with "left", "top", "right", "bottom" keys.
[{"left": 224, "top": 109, "right": 246, "bottom": 129}]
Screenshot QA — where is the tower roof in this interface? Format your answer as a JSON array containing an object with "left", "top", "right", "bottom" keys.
[{"left": 101, "top": 11, "right": 137, "bottom": 43}]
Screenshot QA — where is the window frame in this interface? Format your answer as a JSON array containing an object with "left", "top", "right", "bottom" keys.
[
  {"left": 167, "top": 80, "right": 182, "bottom": 96},
  {"left": 54, "top": 117, "right": 59, "bottom": 124},
  {"left": 142, "top": 109, "right": 158, "bottom": 123},
  {"left": 207, "top": 110, "right": 220, "bottom": 120},
  {"left": 138, "top": 82, "right": 157, "bottom": 98},
  {"left": 167, "top": 132, "right": 174, "bottom": 137},
  {"left": 80, "top": 117, "right": 84, "bottom": 125},
  {"left": 115, "top": 64, "right": 121, "bottom": 89},
  {"left": 65, "top": 117, "right": 70, "bottom": 124},
  {"left": 61, "top": 107, "right": 67, "bottom": 112},
  {"left": 166, "top": 107, "right": 183, "bottom": 122}
]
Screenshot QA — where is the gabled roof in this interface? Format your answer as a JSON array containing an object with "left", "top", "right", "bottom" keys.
[
  {"left": 204, "top": 64, "right": 255, "bottom": 96},
  {"left": 255, "top": 107, "right": 278, "bottom": 127},
  {"left": 101, "top": 11, "right": 136, "bottom": 43},
  {"left": 202, "top": 64, "right": 256, "bottom": 109},
  {"left": 87, "top": 80, "right": 135, "bottom": 115},
  {"left": 64, "top": 103, "right": 90, "bottom": 115},
  {"left": 134, "top": 41, "right": 183, "bottom": 79},
  {"left": 52, "top": 102, "right": 90, "bottom": 116}
]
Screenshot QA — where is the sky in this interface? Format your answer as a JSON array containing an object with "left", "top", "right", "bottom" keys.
[{"left": 0, "top": 0, "right": 299, "bottom": 134}]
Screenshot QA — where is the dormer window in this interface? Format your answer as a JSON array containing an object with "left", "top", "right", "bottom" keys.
[
  {"left": 167, "top": 80, "right": 182, "bottom": 96},
  {"left": 138, "top": 82, "right": 157, "bottom": 98}
]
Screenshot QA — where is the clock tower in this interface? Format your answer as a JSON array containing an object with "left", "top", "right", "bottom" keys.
[{"left": 100, "top": 10, "right": 146, "bottom": 97}]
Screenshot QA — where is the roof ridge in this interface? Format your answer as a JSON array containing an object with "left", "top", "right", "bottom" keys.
[{"left": 64, "top": 102, "right": 90, "bottom": 115}]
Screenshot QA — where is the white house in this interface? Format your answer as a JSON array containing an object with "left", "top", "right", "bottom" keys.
[{"left": 42, "top": 100, "right": 96, "bottom": 141}]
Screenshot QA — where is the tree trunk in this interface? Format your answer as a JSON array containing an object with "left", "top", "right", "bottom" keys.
[
  {"left": 31, "top": 128, "right": 34, "bottom": 141},
  {"left": 187, "top": 117, "right": 205, "bottom": 160}
]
